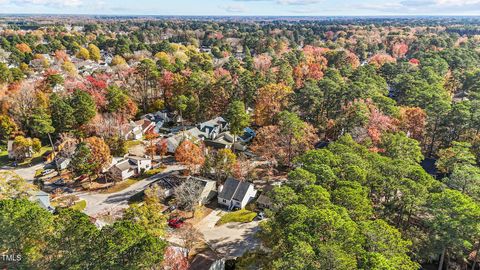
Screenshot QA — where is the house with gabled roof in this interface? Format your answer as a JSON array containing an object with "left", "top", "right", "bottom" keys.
[
  {"left": 217, "top": 177, "right": 257, "bottom": 210},
  {"left": 108, "top": 156, "right": 152, "bottom": 181}
]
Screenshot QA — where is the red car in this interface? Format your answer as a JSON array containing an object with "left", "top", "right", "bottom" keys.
[{"left": 168, "top": 218, "right": 185, "bottom": 228}]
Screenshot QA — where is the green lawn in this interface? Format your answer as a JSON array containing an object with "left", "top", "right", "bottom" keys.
[
  {"left": 0, "top": 150, "right": 9, "bottom": 167},
  {"left": 132, "top": 167, "right": 165, "bottom": 180},
  {"left": 70, "top": 200, "right": 87, "bottom": 211},
  {"left": 125, "top": 140, "right": 142, "bottom": 149},
  {"left": 216, "top": 209, "right": 257, "bottom": 226}
]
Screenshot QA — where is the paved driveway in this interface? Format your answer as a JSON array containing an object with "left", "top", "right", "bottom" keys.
[{"left": 195, "top": 210, "right": 262, "bottom": 258}]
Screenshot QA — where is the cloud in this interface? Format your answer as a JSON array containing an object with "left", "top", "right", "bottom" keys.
[
  {"left": 234, "top": 0, "right": 323, "bottom": 5},
  {"left": 277, "top": 0, "right": 323, "bottom": 5},
  {"left": 7, "top": 0, "right": 82, "bottom": 7},
  {"left": 356, "top": 0, "right": 480, "bottom": 14},
  {"left": 221, "top": 4, "right": 248, "bottom": 13}
]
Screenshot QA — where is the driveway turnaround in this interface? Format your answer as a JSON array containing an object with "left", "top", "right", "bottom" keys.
[{"left": 195, "top": 210, "right": 262, "bottom": 258}]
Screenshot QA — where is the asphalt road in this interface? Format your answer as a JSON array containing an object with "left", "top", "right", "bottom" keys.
[{"left": 76, "top": 164, "right": 184, "bottom": 216}]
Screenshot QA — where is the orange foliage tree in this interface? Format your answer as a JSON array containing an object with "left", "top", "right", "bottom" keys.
[
  {"left": 254, "top": 83, "right": 293, "bottom": 126},
  {"left": 397, "top": 107, "right": 426, "bottom": 141},
  {"left": 85, "top": 136, "right": 112, "bottom": 174},
  {"left": 15, "top": 43, "right": 32, "bottom": 53},
  {"left": 175, "top": 140, "right": 205, "bottom": 173},
  {"left": 392, "top": 42, "right": 409, "bottom": 59},
  {"left": 369, "top": 53, "right": 396, "bottom": 68}
]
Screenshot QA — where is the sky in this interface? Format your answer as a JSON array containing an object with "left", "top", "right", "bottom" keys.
[{"left": 1, "top": 0, "right": 480, "bottom": 16}]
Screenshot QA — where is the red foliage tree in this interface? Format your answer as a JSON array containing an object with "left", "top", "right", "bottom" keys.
[
  {"left": 369, "top": 53, "right": 396, "bottom": 68},
  {"left": 392, "top": 42, "right": 409, "bottom": 59}
]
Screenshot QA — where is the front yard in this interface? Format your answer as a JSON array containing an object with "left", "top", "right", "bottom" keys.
[
  {"left": 100, "top": 179, "right": 139, "bottom": 194},
  {"left": 0, "top": 146, "right": 52, "bottom": 167},
  {"left": 216, "top": 209, "right": 257, "bottom": 226},
  {"left": 0, "top": 150, "right": 8, "bottom": 167}
]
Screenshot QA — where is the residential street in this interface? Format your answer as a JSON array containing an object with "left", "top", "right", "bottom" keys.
[
  {"left": 195, "top": 209, "right": 262, "bottom": 258},
  {"left": 77, "top": 164, "right": 184, "bottom": 216},
  {"left": 6, "top": 163, "right": 44, "bottom": 183}
]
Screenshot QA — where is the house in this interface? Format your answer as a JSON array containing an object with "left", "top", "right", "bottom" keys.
[
  {"left": 189, "top": 176, "right": 217, "bottom": 205},
  {"left": 29, "top": 190, "right": 53, "bottom": 212},
  {"left": 198, "top": 117, "right": 228, "bottom": 140},
  {"left": 166, "top": 127, "right": 206, "bottom": 153},
  {"left": 150, "top": 173, "right": 185, "bottom": 198},
  {"left": 108, "top": 156, "right": 152, "bottom": 181},
  {"left": 141, "top": 110, "right": 178, "bottom": 131},
  {"left": 55, "top": 157, "right": 71, "bottom": 170},
  {"left": 7, "top": 140, "right": 34, "bottom": 160},
  {"left": 256, "top": 184, "right": 278, "bottom": 210},
  {"left": 121, "top": 119, "right": 155, "bottom": 141},
  {"left": 218, "top": 178, "right": 257, "bottom": 210},
  {"left": 189, "top": 250, "right": 225, "bottom": 270},
  {"left": 204, "top": 135, "right": 247, "bottom": 152}
]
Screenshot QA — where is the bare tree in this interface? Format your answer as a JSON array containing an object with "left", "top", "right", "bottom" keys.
[
  {"left": 57, "top": 133, "right": 78, "bottom": 159},
  {"left": 8, "top": 82, "right": 37, "bottom": 130},
  {"left": 173, "top": 178, "right": 203, "bottom": 218},
  {"left": 176, "top": 224, "right": 202, "bottom": 254}
]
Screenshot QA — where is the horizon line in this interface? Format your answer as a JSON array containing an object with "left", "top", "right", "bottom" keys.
[{"left": 1, "top": 13, "right": 480, "bottom": 18}]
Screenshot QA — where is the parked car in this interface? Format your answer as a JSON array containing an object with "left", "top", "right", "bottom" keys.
[
  {"left": 168, "top": 217, "right": 185, "bottom": 228},
  {"left": 162, "top": 205, "right": 176, "bottom": 213},
  {"left": 53, "top": 178, "right": 65, "bottom": 186},
  {"left": 42, "top": 169, "right": 55, "bottom": 176},
  {"left": 53, "top": 187, "right": 74, "bottom": 194}
]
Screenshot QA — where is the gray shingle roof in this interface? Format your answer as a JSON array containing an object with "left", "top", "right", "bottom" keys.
[
  {"left": 233, "top": 181, "right": 250, "bottom": 201},
  {"left": 219, "top": 177, "right": 253, "bottom": 202},
  {"left": 218, "top": 177, "right": 240, "bottom": 201}
]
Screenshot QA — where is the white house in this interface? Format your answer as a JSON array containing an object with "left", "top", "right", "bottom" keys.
[
  {"left": 108, "top": 156, "right": 152, "bottom": 181},
  {"left": 217, "top": 178, "right": 257, "bottom": 210},
  {"left": 121, "top": 119, "right": 155, "bottom": 141},
  {"left": 55, "top": 157, "right": 71, "bottom": 170},
  {"left": 7, "top": 140, "right": 34, "bottom": 160}
]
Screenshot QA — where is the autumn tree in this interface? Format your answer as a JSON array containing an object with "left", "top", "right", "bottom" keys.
[
  {"left": 251, "top": 111, "right": 318, "bottom": 167},
  {"left": 10, "top": 136, "right": 41, "bottom": 161},
  {"left": 254, "top": 83, "right": 293, "bottom": 126},
  {"left": 0, "top": 171, "right": 36, "bottom": 199},
  {"left": 145, "top": 131, "right": 159, "bottom": 160},
  {"left": 88, "top": 44, "right": 101, "bottom": 62},
  {"left": 205, "top": 148, "right": 237, "bottom": 182},
  {"left": 175, "top": 140, "right": 205, "bottom": 173},
  {"left": 84, "top": 136, "right": 112, "bottom": 176},
  {"left": 436, "top": 142, "right": 476, "bottom": 174},
  {"left": 397, "top": 107, "right": 426, "bottom": 141},
  {"left": 0, "top": 114, "right": 17, "bottom": 141},
  {"left": 76, "top": 47, "right": 90, "bottom": 60}
]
